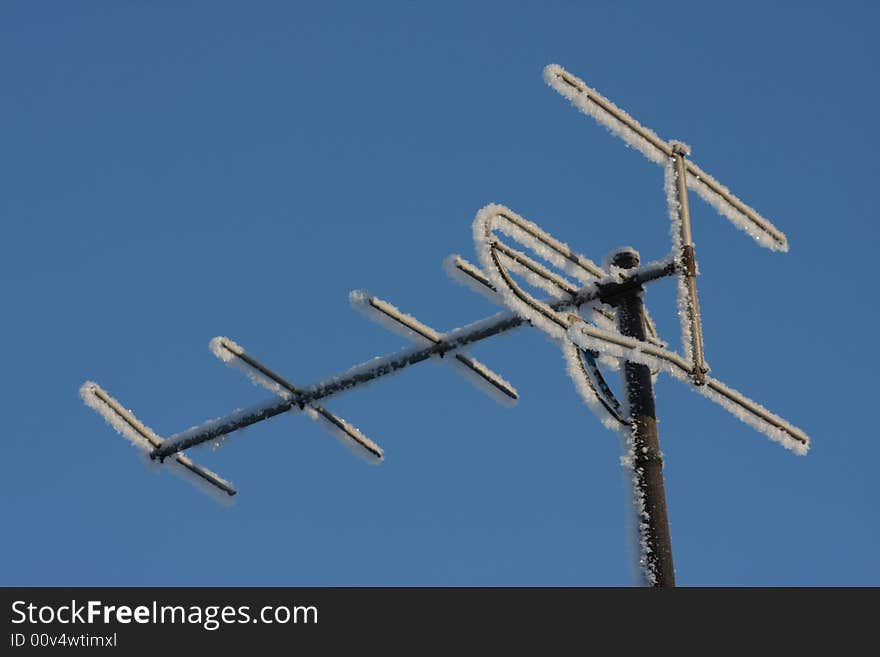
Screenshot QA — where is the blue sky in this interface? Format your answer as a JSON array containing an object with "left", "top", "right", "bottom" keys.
[{"left": 2, "top": 1, "right": 877, "bottom": 586}]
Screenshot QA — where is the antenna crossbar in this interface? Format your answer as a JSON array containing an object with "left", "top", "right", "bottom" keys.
[
  {"left": 544, "top": 64, "right": 787, "bottom": 250},
  {"left": 152, "top": 259, "right": 678, "bottom": 459}
]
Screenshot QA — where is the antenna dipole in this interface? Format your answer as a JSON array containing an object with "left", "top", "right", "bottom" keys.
[{"left": 670, "top": 142, "right": 707, "bottom": 384}]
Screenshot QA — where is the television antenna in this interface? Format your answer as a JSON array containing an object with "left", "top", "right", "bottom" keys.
[{"left": 81, "top": 64, "right": 810, "bottom": 586}]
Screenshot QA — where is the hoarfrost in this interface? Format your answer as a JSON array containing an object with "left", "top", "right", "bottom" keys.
[
  {"left": 566, "top": 324, "right": 810, "bottom": 454},
  {"left": 80, "top": 381, "right": 154, "bottom": 452},
  {"left": 543, "top": 63, "right": 668, "bottom": 166},
  {"left": 447, "top": 354, "right": 518, "bottom": 407},
  {"left": 210, "top": 337, "right": 293, "bottom": 400},
  {"left": 544, "top": 63, "right": 789, "bottom": 252},
  {"left": 211, "top": 335, "right": 384, "bottom": 462},
  {"left": 164, "top": 457, "right": 237, "bottom": 506},
  {"left": 80, "top": 381, "right": 237, "bottom": 501},
  {"left": 352, "top": 289, "right": 518, "bottom": 405},
  {"left": 482, "top": 203, "right": 603, "bottom": 284},
  {"left": 307, "top": 407, "right": 383, "bottom": 464},
  {"left": 665, "top": 162, "right": 695, "bottom": 366},
  {"left": 613, "top": 374, "right": 658, "bottom": 587},
  {"left": 562, "top": 341, "right": 622, "bottom": 430},
  {"left": 686, "top": 162, "right": 788, "bottom": 252},
  {"left": 473, "top": 204, "right": 568, "bottom": 343},
  {"left": 350, "top": 290, "right": 438, "bottom": 346},
  {"left": 443, "top": 254, "right": 501, "bottom": 304},
  {"left": 496, "top": 247, "right": 575, "bottom": 300}
]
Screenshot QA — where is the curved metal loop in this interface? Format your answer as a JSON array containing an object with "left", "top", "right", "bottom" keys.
[
  {"left": 575, "top": 345, "right": 629, "bottom": 426},
  {"left": 474, "top": 205, "right": 630, "bottom": 429}
]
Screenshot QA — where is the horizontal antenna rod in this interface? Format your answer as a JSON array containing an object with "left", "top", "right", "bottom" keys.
[
  {"left": 153, "top": 258, "right": 677, "bottom": 459},
  {"left": 351, "top": 291, "right": 519, "bottom": 404},
  {"left": 544, "top": 64, "right": 788, "bottom": 251},
  {"left": 568, "top": 322, "right": 810, "bottom": 452},
  {"left": 82, "top": 382, "right": 237, "bottom": 496},
  {"left": 211, "top": 337, "right": 385, "bottom": 461}
]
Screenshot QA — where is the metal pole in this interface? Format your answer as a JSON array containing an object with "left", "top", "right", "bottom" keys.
[{"left": 609, "top": 248, "right": 675, "bottom": 587}]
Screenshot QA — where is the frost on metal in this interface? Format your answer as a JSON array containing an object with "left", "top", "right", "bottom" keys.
[
  {"left": 80, "top": 59, "right": 810, "bottom": 579},
  {"left": 351, "top": 289, "right": 518, "bottom": 406},
  {"left": 210, "top": 335, "right": 384, "bottom": 463},
  {"left": 446, "top": 355, "right": 519, "bottom": 408},
  {"left": 79, "top": 381, "right": 237, "bottom": 502},
  {"left": 481, "top": 202, "right": 604, "bottom": 284},
  {"left": 474, "top": 203, "right": 629, "bottom": 428},
  {"left": 474, "top": 204, "right": 570, "bottom": 342},
  {"left": 443, "top": 254, "right": 501, "bottom": 304},
  {"left": 665, "top": 161, "right": 695, "bottom": 366},
  {"left": 562, "top": 341, "right": 622, "bottom": 430},
  {"left": 210, "top": 337, "right": 293, "bottom": 400},
  {"left": 567, "top": 324, "right": 810, "bottom": 454},
  {"left": 80, "top": 381, "right": 157, "bottom": 453},
  {"left": 304, "top": 407, "right": 383, "bottom": 465},
  {"left": 350, "top": 291, "right": 440, "bottom": 346},
  {"left": 686, "top": 162, "right": 788, "bottom": 252},
  {"left": 544, "top": 63, "right": 789, "bottom": 252},
  {"left": 619, "top": 443, "right": 658, "bottom": 586},
  {"left": 469, "top": 195, "right": 809, "bottom": 455},
  {"left": 543, "top": 63, "right": 668, "bottom": 165}
]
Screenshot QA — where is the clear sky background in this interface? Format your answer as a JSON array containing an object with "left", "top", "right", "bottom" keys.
[{"left": 2, "top": 1, "right": 877, "bottom": 586}]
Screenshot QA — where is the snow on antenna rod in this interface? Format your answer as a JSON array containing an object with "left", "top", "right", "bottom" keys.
[
  {"left": 544, "top": 64, "right": 789, "bottom": 384},
  {"left": 81, "top": 63, "right": 810, "bottom": 587},
  {"left": 471, "top": 202, "right": 807, "bottom": 585},
  {"left": 543, "top": 65, "right": 787, "bottom": 250}
]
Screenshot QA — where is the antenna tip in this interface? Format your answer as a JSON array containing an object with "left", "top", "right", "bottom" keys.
[
  {"left": 670, "top": 140, "right": 692, "bottom": 157},
  {"left": 348, "top": 289, "right": 371, "bottom": 309},
  {"left": 209, "top": 336, "right": 240, "bottom": 362},
  {"left": 542, "top": 63, "right": 562, "bottom": 79},
  {"left": 79, "top": 380, "right": 99, "bottom": 402},
  {"left": 605, "top": 247, "right": 640, "bottom": 270}
]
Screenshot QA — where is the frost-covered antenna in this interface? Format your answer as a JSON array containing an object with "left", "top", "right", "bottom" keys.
[
  {"left": 81, "top": 63, "right": 809, "bottom": 587},
  {"left": 470, "top": 203, "right": 807, "bottom": 586},
  {"left": 544, "top": 64, "right": 789, "bottom": 383}
]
